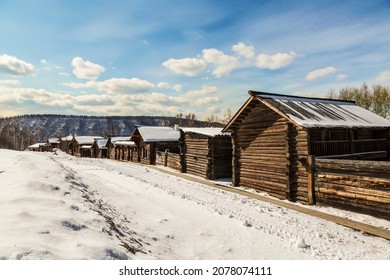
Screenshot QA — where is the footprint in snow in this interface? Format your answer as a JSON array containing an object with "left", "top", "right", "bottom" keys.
[
  {"left": 243, "top": 220, "right": 253, "bottom": 227},
  {"left": 62, "top": 220, "right": 87, "bottom": 231}
]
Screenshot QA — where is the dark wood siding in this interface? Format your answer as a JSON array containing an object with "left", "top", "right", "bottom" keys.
[
  {"left": 233, "top": 101, "right": 290, "bottom": 200},
  {"left": 181, "top": 132, "right": 232, "bottom": 179}
]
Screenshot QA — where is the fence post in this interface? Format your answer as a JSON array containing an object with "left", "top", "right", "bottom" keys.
[
  {"left": 307, "top": 155, "right": 315, "bottom": 205},
  {"left": 164, "top": 149, "right": 168, "bottom": 167}
]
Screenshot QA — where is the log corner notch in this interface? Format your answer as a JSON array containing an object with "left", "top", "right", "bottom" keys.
[{"left": 307, "top": 155, "right": 315, "bottom": 205}]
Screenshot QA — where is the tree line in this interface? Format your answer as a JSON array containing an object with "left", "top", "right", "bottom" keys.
[{"left": 328, "top": 83, "right": 390, "bottom": 118}]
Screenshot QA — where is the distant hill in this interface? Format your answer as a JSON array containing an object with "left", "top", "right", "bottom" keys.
[{"left": 0, "top": 114, "right": 222, "bottom": 150}]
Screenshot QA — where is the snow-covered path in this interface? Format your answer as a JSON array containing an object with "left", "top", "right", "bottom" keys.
[{"left": 1, "top": 149, "right": 389, "bottom": 260}]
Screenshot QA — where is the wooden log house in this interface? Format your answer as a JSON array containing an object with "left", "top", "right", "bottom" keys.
[
  {"left": 105, "top": 136, "right": 131, "bottom": 159},
  {"left": 91, "top": 139, "right": 108, "bottom": 158},
  {"left": 180, "top": 127, "right": 232, "bottom": 180},
  {"left": 223, "top": 91, "right": 390, "bottom": 204},
  {"left": 28, "top": 142, "right": 51, "bottom": 152},
  {"left": 114, "top": 140, "right": 137, "bottom": 161},
  {"left": 60, "top": 135, "right": 73, "bottom": 153},
  {"left": 130, "top": 126, "right": 180, "bottom": 164},
  {"left": 68, "top": 136, "right": 103, "bottom": 157},
  {"left": 47, "top": 137, "right": 61, "bottom": 151}
]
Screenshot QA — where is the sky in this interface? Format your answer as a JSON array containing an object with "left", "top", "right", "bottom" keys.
[{"left": 1, "top": 0, "right": 390, "bottom": 120}]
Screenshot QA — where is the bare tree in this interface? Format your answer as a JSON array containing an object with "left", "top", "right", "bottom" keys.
[{"left": 328, "top": 83, "right": 390, "bottom": 118}]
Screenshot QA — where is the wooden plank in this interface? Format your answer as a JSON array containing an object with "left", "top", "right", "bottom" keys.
[{"left": 307, "top": 155, "right": 315, "bottom": 205}]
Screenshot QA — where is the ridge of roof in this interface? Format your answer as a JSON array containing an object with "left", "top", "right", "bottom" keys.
[{"left": 248, "top": 90, "right": 356, "bottom": 104}]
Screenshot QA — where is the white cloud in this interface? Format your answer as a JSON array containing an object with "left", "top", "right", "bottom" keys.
[
  {"left": 206, "top": 106, "right": 221, "bottom": 114},
  {"left": 0, "top": 79, "right": 20, "bottom": 86},
  {"left": 40, "top": 59, "right": 49, "bottom": 66},
  {"left": 256, "top": 51, "right": 296, "bottom": 70},
  {"left": 202, "top": 48, "right": 238, "bottom": 78},
  {"left": 0, "top": 54, "right": 34, "bottom": 75},
  {"left": 232, "top": 42, "right": 255, "bottom": 59},
  {"left": 95, "top": 78, "right": 154, "bottom": 94},
  {"left": 64, "top": 77, "right": 155, "bottom": 94},
  {"left": 375, "top": 71, "right": 390, "bottom": 82},
  {"left": 136, "top": 103, "right": 180, "bottom": 115},
  {"left": 184, "top": 85, "right": 218, "bottom": 98},
  {"left": 306, "top": 66, "right": 336, "bottom": 81},
  {"left": 336, "top": 74, "right": 348, "bottom": 81},
  {"left": 172, "top": 84, "right": 182, "bottom": 92},
  {"left": 162, "top": 57, "right": 207, "bottom": 77},
  {"left": 71, "top": 57, "right": 105, "bottom": 80},
  {"left": 195, "top": 96, "right": 220, "bottom": 106},
  {"left": 157, "top": 82, "right": 170, "bottom": 89}
]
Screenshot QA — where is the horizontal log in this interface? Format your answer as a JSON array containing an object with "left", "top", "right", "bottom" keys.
[
  {"left": 316, "top": 173, "right": 390, "bottom": 186},
  {"left": 316, "top": 183, "right": 390, "bottom": 201},
  {"left": 316, "top": 195, "right": 390, "bottom": 220}
]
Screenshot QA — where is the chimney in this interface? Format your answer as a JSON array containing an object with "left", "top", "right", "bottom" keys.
[{"left": 174, "top": 124, "right": 179, "bottom": 131}]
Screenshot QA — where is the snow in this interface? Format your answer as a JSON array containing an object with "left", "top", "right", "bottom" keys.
[
  {"left": 74, "top": 136, "right": 103, "bottom": 144},
  {"left": 28, "top": 143, "right": 49, "bottom": 149},
  {"left": 0, "top": 149, "right": 389, "bottom": 260},
  {"left": 136, "top": 126, "right": 180, "bottom": 142},
  {"left": 180, "top": 127, "right": 230, "bottom": 137},
  {"left": 257, "top": 94, "right": 390, "bottom": 128},
  {"left": 114, "top": 140, "right": 136, "bottom": 146}
]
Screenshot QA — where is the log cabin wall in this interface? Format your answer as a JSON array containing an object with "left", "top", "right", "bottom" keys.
[
  {"left": 182, "top": 132, "right": 210, "bottom": 178},
  {"left": 138, "top": 141, "right": 179, "bottom": 165},
  {"left": 166, "top": 152, "right": 181, "bottom": 170},
  {"left": 288, "top": 125, "right": 310, "bottom": 203},
  {"left": 211, "top": 136, "right": 232, "bottom": 179},
  {"left": 155, "top": 150, "right": 181, "bottom": 170},
  {"left": 314, "top": 158, "right": 390, "bottom": 220},
  {"left": 180, "top": 131, "right": 231, "bottom": 180},
  {"left": 233, "top": 101, "right": 292, "bottom": 200}
]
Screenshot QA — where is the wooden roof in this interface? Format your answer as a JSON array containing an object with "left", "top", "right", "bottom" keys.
[
  {"left": 131, "top": 126, "right": 180, "bottom": 142},
  {"left": 224, "top": 91, "right": 390, "bottom": 130}
]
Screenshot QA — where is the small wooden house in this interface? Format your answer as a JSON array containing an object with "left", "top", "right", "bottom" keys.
[
  {"left": 114, "top": 140, "right": 137, "bottom": 161},
  {"left": 92, "top": 139, "right": 108, "bottom": 158},
  {"left": 69, "top": 136, "right": 103, "bottom": 157},
  {"left": 47, "top": 137, "right": 61, "bottom": 151},
  {"left": 28, "top": 142, "right": 51, "bottom": 152},
  {"left": 106, "top": 136, "right": 132, "bottom": 159},
  {"left": 180, "top": 127, "right": 232, "bottom": 180},
  {"left": 60, "top": 135, "right": 73, "bottom": 153},
  {"left": 130, "top": 126, "right": 180, "bottom": 164},
  {"left": 223, "top": 91, "right": 390, "bottom": 203}
]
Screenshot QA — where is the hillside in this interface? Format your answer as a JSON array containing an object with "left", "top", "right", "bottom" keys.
[{"left": 0, "top": 114, "right": 220, "bottom": 150}]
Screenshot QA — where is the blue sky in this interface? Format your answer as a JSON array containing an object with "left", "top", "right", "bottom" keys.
[{"left": 1, "top": 0, "right": 390, "bottom": 119}]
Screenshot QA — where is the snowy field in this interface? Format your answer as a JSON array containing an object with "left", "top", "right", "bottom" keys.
[{"left": 0, "top": 149, "right": 389, "bottom": 260}]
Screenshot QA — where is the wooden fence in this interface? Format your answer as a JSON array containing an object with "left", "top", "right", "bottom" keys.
[
  {"left": 155, "top": 150, "right": 181, "bottom": 171},
  {"left": 309, "top": 157, "right": 390, "bottom": 220}
]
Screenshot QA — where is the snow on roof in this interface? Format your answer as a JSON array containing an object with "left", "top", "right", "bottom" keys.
[
  {"left": 74, "top": 136, "right": 104, "bottom": 145},
  {"left": 47, "top": 137, "right": 60, "bottom": 144},
  {"left": 28, "top": 143, "right": 49, "bottom": 148},
  {"left": 61, "top": 135, "right": 73, "bottom": 141},
  {"left": 81, "top": 145, "right": 92, "bottom": 149},
  {"left": 96, "top": 139, "right": 108, "bottom": 149},
  {"left": 115, "top": 141, "right": 136, "bottom": 146},
  {"left": 136, "top": 126, "right": 180, "bottom": 142},
  {"left": 109, "top": 136, "right": 130, "bottom": 143},
  {"left": 180, "top": 127, "right": 230, "bottom": 137},
  {"left": 254, "top": 92, "right": 390, "bottom": 128}
]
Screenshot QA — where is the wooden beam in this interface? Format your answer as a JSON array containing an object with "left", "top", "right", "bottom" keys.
[{"left": 307, "top": 155, "right": 315, "bottom": 205}]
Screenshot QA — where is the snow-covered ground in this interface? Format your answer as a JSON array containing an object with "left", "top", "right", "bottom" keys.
[{"left": 0, "top": 149, "right": 389, "bottom": 260}]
